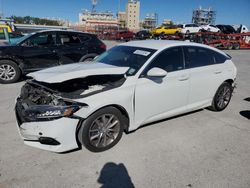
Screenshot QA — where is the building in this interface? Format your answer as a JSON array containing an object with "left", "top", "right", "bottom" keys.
[
  {"left": 118, "top": 11, "right": 126, "bottom": 28},
  {"left": 79, "top": 10, "right": 118, "bottom": 32},
  {"left": 142, "top": 13, "right": 158, "bottom": 30},
  {"left": 192, "top": 6, "right": 216, "bottom": 25},
  {"left": 162, "top": 19, "right": 173, "bottom": 26},
  {"left": 126, "top": 0, "right": 140, "bottom": 31}
]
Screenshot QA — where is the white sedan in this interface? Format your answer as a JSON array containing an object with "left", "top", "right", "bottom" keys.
[
  {"left": 179, "top": 23, "right": 202, "bottom": 34},
  {"left": 15, "top": 40, "right": 237, "bottom": 153},
  {"left": 201, "top": 24, "right": 220, "bottom": 32}
]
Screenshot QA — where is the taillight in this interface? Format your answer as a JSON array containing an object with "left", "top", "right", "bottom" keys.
[{"left": 100, "top": 43, "right": 106, "bottom": 50}]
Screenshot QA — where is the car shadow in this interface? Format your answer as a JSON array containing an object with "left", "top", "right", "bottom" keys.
[
  {"left": 98, "top": 162, "right": 135, "bottom": 188},
  {"left": 244, "top": 97, "right": 250, "bottom": 102},
  {"left": 239, "top": 111, "right": 250, "bottom": 120}
]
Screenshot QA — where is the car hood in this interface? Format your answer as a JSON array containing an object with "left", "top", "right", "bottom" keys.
[{"left": 28, "top": 62, "right": 129, "bottom": 83}]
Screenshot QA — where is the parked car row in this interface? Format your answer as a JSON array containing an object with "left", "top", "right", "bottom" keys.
[
  {"left": 145, "top": 24, "right": 249, "bottom": 38},
  {"left": 0, "top": 30, "right": 106, "bottom": 83}
]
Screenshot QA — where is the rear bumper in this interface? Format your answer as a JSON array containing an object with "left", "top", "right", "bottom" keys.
[{"left": 17, "top": 117, "right": 80, "bottom": 153}]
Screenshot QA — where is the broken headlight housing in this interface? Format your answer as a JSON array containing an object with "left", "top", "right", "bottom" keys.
[{"left": 24, "top": 105, "right": 81, "bottom": 121}]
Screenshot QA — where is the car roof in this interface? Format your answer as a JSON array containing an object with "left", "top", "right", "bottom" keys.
[
  {"left": 119, "top": 40, "right": 208, "bottom": 50},
  {"left": 118, "top": 40, "right": 229, "bottom": 57},
  {"left": 36, "top": 29, "right": 94, "bottom": 35}
]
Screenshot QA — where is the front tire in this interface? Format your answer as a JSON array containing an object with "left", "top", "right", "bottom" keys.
[
  {"left": 0, "top": 60, "right": 21, "bottom": 84},
  {"left": 210, "top": 82, "right": 233, "bottom": 111},
  {"left": 78, "top": 107, "right": 124, "bottom": 152}
]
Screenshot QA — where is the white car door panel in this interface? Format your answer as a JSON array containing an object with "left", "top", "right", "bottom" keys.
[
  {"left": 134, "top": 47, "right": 189, "bottom": 127},
  {"left": 184, "top": 46, "right": 229, "bottom": 110},
  {"left": 135, "top": 70, "right": 190, "bottom": 126}
]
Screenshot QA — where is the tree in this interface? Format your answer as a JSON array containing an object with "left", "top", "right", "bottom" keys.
[{"left": 7, "top": 15, "right": 62, "bottom": 26}]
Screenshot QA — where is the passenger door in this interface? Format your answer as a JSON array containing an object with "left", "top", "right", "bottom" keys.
[
  {"left": 135, "top": 47, "right": 190, "bottom": 126},
  {"left": 57, "top": 32, "right": 88, "bottom": 64},
  {"left": 20, "top": 32, "right": 59, "bottom": 71},
  {"left": 183, "top": 46, "right": 224, "bottom": 109}
]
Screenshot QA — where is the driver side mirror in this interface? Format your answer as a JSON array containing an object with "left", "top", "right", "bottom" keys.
[{"left": 147, "top": 67, "right": 168, "bottom": 78}]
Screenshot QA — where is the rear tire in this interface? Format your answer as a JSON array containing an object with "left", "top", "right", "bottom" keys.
[
  {"left": 78, "top": 107, "right": 124, "bottom": 152},
  {"left": 0, "top": 60, "right": 21, "bottom": 84},
  {"left": 227, "top": 43, "right": 233, "bottom": 50},
  {"left": 233, "top": 43, "right": 240, "bottom": 50},
  {"left": 209, "top": 82, "right": 233, "bottom": 111}
]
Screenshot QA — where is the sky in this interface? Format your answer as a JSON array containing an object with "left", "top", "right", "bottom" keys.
[{"left": 1, "top": 0, "right": 250, "bottom": 27}]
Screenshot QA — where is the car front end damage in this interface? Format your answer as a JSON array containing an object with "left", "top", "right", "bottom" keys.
[
  {"left": 15, "top": 74, "right": 126, "bottom": 152},
  {"left": 15, "top": 82, "right": 85, "bottom": 152}
]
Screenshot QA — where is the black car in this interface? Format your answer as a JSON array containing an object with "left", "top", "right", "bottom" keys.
[
  {"left": 135, "top": 30, "right": 152, "bottom": 40},
  {"left": 0, "top": 30, "right": 106, "bottom": 83},
  {"left": 216, "top": 25, "right": 236, "bottom": 34}
]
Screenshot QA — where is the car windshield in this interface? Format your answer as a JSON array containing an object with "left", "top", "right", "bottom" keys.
[
  {"left": 94, "top": 45, "right": 156, "bottom": 76},
  {"left": 11, "top": 33, "right": 34, "bottom": 45}
]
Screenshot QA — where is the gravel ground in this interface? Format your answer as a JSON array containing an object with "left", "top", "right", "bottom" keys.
[{"left": 0, "top": 41, "right": 250, "bottom": 188}]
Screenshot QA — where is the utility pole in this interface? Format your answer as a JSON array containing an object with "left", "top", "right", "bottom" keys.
[
  {"left": 91, "top": 0, "right": 97, "bottom": 13},
  {"left": 117, "top": 0, "right": 120, "bottom": 32}
]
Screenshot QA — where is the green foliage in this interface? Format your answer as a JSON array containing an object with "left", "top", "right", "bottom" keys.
[{"left": 7, "top": 15, "right": 62, "bottom": 26}]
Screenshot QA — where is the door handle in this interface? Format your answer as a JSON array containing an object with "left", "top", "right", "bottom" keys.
[
  {"left": 178, "top": 75, "right": 189, "bottom": 81},
  {"left": 51, "top": 49, "right": 57, "bottom": 53},
  {"left": 214, "top": 70, "right": 222, "bottom": 74}
]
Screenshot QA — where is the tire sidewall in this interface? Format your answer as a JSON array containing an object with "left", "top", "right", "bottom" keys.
[
  {"left": 0, "top": 60, "right": 21, "bottom": 84},
  {"left": 213, "top": 82, "right": 233, "bottom": 111},
  {"left": 78, "top": 107, "right": 124, "bottom": 152}
]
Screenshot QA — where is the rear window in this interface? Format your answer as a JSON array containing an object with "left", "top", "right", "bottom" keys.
[
  {"left": 59, "top": 33, "right": 81, "bottom": 45},
  {"left": 212, "top": 51, "right": 228, "bottom": 64},
  {"left": 78, "top": 34, "right": 91, "bottom": 43},
  {"left": 184, "top": 47, "right": 214, "bottom": 68},
  {"left": 184, "top": 46, "right": 228, "bottom": 68}
]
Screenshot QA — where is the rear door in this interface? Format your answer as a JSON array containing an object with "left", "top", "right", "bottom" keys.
[
  {"left": 183, "top": 46, "right": 224, "bottom": 108},
  {"left": 57, "top": 32, "right": 88, "bottom": 64},
  {"left": 20, "top": 32, "right": 59, "bottom": 71}
]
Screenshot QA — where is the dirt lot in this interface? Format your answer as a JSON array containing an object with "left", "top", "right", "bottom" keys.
[{"left": 0, "top": 43, "right": 250, "bottom": 188}]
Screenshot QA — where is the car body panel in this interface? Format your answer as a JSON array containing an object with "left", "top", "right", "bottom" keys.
[
  {"left": 200, "top": 25, "right": 220, "bottom": 32},
  {"left": 28, "top": 62, "right": 130, "bottom": 83},
  {"left": 15, "top": 40, "right": 237, "bottom": 152},
  {"left": 18, "top": 117, "right": 79, "bottom": 152},
  {"left": 179, "top": 24, "right": 201, "bottom": 34},
  {"left": 0, "top": 30, "right": 106, "bottom": 75},
  {"left": 152, "top": 26, "right": 181, "bottom": 35},
  {"left": 134, "top": 69, "right": 190, "bottom": 126}
]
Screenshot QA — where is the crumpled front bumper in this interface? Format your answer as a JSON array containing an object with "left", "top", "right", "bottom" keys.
[{"left": 16, "top": 109, "right": 80, "bottom": 153}]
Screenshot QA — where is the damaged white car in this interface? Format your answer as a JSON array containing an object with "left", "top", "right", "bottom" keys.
[{"left": 15, "top": 40, "right": 237, "bottom": 153}]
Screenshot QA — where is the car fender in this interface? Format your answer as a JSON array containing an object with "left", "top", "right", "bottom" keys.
[
  {"left": 0, "top": 56, "right": 25, "bottom": 73},
  {"left": 73, "top": 79, "right": 137, "bottom": 131},
  {"left": 79, "top": 53, "right": 99, "bottom": 62}
]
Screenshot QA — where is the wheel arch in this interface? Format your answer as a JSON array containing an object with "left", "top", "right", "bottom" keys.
[
  {"left": 81, "top": 104, "right": 130, "bottom": 133},
  {"left": 79, "top": 53, "right": 98, "bottom": 62},
  {"left": 224, "top": 79, "right": 234, "bottom": 86},
  {"left": 0, "top": 58, "right": 23, "bottom": 73}
]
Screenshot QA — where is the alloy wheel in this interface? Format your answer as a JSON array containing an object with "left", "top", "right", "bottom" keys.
[
  {"left": 88, "top": 114, "right": 121, "bottom": 148},
  {"left": 216, "top": 86, "right": 231, "bottom": 109},
  {"left": 0, "top": 64, "right": 16, "bottom": 81}
]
